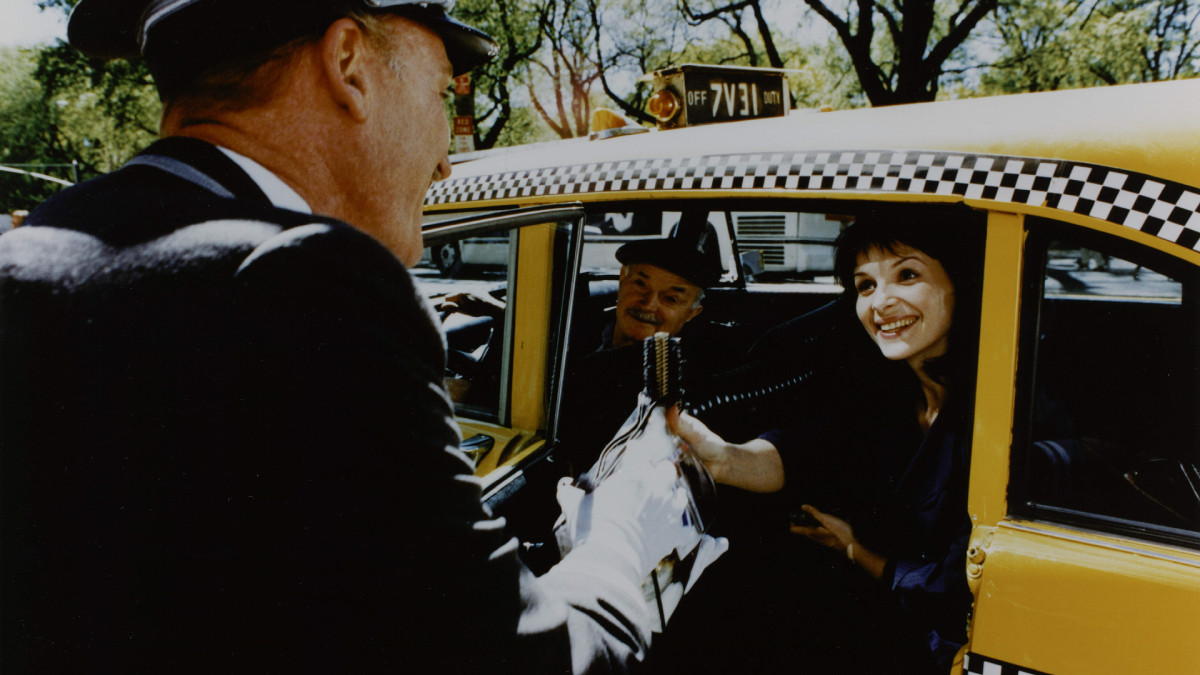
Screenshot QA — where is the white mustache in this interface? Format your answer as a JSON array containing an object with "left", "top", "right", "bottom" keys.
[{"left": 626, "top": 309, "right": 661, "bottom": 325}]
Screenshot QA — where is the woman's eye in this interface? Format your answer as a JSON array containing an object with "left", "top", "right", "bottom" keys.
[
  {"left": 899, "top": 268, "right": 919, "bottom": 281},
  {"left": 856, "top": 280, "right": 875, "bottom": 294}
]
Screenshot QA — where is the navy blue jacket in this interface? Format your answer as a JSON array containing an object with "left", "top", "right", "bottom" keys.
[
  {"left": 762, "top": 377, "right": 974, "bottom": 671},
  {"left": 0, "top": 138, "right": 650, "bottom": 673}
]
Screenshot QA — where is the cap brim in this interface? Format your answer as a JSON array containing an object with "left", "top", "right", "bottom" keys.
[
  {"left": 615, "top": 239, "right": 720, "bottom": 288},
  {"left": 408, "top": 9, "right": 498, "bottom": 76},
  {"left": 68, "top": 0, "right": 145, "bottom": 59}
]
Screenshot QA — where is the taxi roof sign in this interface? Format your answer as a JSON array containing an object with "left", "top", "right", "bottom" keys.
[{"left": 645, "top": 64, "right": 791, "bottom": 129}]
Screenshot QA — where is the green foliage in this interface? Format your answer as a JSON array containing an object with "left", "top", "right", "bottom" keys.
[
  {"left": 680, "top": 0, "right": 788, "bottom": 68},
  {"left": 1, "top": 34, "right": 160, "bottom": 212},
  {"left": 525, "top": 0, "right": 603, "bottom": 138},
  {"left": 454, "top": 0, "right": 549, "bottom": 148},
  {"left": 790, "top": 38, "right": 869, "bottom": 109},
  {"left": 33, "top": 42, "right": 161, "bottom": 172},
  {"left": 494, "top": 105, "right": 560, "bottom": 146},
  {"left": 0, "top": 48, "right": 45, "bottom": 161},
  {"left": 0, "top": 47, "right": 57, "bottom": 212},
  {"left": 590, "top": 0, "right": 692, "bottom": 115},
  {"left": 981, "top": 0, "right": 1200, "bottom": 94}
]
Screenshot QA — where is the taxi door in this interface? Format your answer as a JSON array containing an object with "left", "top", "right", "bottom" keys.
[
  {"left": 418, "top": 204, "right": 588, "bottom": 561},
  {"left": 964, "top": 211, "right": 1200, "bottom": 674}
]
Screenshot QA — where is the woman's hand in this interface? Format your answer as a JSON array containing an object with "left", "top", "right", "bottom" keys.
[
  {"left": 667, "top": 408, "right": 785, "bottom": 493},
  {"left": 789, "top": 504, "right": 886, "bottom": 580},
  {"left": 667, "top": 407, "right": 731, "bottom": 478},
  {"left": 789, "top": 504, "right": 855, "bottom": 550}
]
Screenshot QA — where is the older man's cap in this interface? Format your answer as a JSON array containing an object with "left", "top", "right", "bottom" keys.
[
  {"left": 68, "top": 0, "right": 498, "bottom": 76},
  {"left": 615, "top": 212, "right": 723, "bottom": 288}
]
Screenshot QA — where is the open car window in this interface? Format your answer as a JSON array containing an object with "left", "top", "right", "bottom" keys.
[
  {"left": 416, "top": 230, "right": 513, "bottom": 420},
  {"left": 415, "top": 205, "right": 585, "bottom": 440}
]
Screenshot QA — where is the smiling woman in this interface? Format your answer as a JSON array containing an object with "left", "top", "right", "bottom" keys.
[
  {"left": 669, "top": 211, "right": 987, "bottom": 673},
  {"left": 833, "top": 213, "right": 985, "bottom": 405}
]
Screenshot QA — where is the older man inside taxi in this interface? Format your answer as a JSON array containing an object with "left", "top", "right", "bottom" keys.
[{"left": 556, "top": 215, "right": 724, "bottom": 474}]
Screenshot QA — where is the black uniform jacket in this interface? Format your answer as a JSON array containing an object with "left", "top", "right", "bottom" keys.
[{"left": 0, "top": 138, "right": 650, "bottom": 673}]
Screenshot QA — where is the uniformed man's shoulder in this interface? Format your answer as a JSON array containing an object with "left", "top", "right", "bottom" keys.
[
  {"left": 6, "top": 163, "right": 401, "bottom": 289},
  {"left": 0, "top": 219, "right": 266, "bottom": 289}
]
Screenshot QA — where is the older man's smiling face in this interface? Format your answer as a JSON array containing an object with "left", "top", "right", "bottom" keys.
[{"left": 611, "top": 263, "right": 704, "bottom": 349}]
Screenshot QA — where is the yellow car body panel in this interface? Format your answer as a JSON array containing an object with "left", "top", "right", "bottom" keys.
[
  {"left": 508, "top": 223, "right": 557, "bottom": 432},
  {"left": 969, "top": 522, "right": 1200, "bottom": 673},
  {"left": 969, "top": 212, "right": 1024, "bottom": 528},
  {"left": 456, "top": 419, "right": 529, "bottom": 476}
]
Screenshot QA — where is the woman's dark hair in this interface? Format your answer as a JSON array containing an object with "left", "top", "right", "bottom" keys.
[{"left": 832, "top": 207, "right": 986, "bottom": 400}]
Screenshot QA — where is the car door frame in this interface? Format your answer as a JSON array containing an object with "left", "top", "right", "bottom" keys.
[
  {"left": 422, "top": 203, "right": 588, "bottom": 511},
  {"left": 963, "top": 208, "right": 1200, "bottom": 674}
]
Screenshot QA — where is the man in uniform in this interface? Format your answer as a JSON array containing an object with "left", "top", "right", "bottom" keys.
[{"left": 0, "top": 0, "right": 704, "bottom": 671}]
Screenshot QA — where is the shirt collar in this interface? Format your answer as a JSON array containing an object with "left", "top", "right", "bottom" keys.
[{"left": 217, "top": 146, "right": 311, "bottom": 214}]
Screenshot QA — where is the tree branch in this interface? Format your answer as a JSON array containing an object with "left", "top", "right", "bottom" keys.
[
  {"left": 803, "top": 0, "right": 853, "bottom": 43},
  {"left": 749, "top": 0, "right": 784, "bottom": 67},
  {"left": 588, "top": 0, "right": 655, "bottom": 123},
  {"left": 680, "top": 0, "right": 756, "bottom": 25},
  {"left": 527, "top": 81, "right": 570, "bottom": 139},
  {"left": 925, "top": 0, "right": 997, "bottom": 72}
]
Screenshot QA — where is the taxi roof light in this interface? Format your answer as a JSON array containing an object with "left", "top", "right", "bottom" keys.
[
  {"left": 588, "top": 109, "right": 650, "bottom": 141},
  {"left": 642, "top": 63, "right": 791, "bottom": 130},
  {"left": 647, "top": 89, "right": 681, "bottom": 123}
]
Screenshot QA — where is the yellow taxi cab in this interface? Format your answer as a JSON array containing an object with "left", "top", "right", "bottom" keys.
[{"left": 419, "top": 70, "right": 1200, "bottom": 674}]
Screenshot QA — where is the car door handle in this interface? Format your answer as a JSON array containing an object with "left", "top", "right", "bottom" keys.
[{"left": 461, "top": 433, "right": 495, "bottom": 464}]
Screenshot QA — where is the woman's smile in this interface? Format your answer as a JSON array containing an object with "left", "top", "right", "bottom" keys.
[{"left": 876, "top": 316, "right": 917, "bottom": 336}]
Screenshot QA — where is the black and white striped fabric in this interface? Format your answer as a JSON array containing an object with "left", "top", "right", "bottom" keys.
[{"left": 426, "top": 150, "right": 1200, "bottom": 253}]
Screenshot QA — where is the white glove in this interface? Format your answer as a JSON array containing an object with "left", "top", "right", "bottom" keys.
[
  {"left": 685, "top": 534, "right": 729, "bottom": 593},
  {"left": 556, "top": 457, "right": 703, "bottom": 579}
]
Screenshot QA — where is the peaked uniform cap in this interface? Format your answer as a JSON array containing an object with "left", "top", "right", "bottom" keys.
[{"left": 67, "top": 0, "right": 498, "bottom": 76}]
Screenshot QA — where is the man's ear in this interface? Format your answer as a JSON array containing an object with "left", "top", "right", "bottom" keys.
[
  {"left": 686, "top": 304, "right": 704, "bottom": 322},
  {"left": 320, "top": 18, "right": 372, "bottom": 122}
]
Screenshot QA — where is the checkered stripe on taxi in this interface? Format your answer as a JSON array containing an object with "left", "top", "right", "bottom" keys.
[
  {"left": 964, "top": 652, "right": 1051, "bottom": 675},
  {"left": 426, "top": 151, "right": 1200, "bottom": 252}
]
